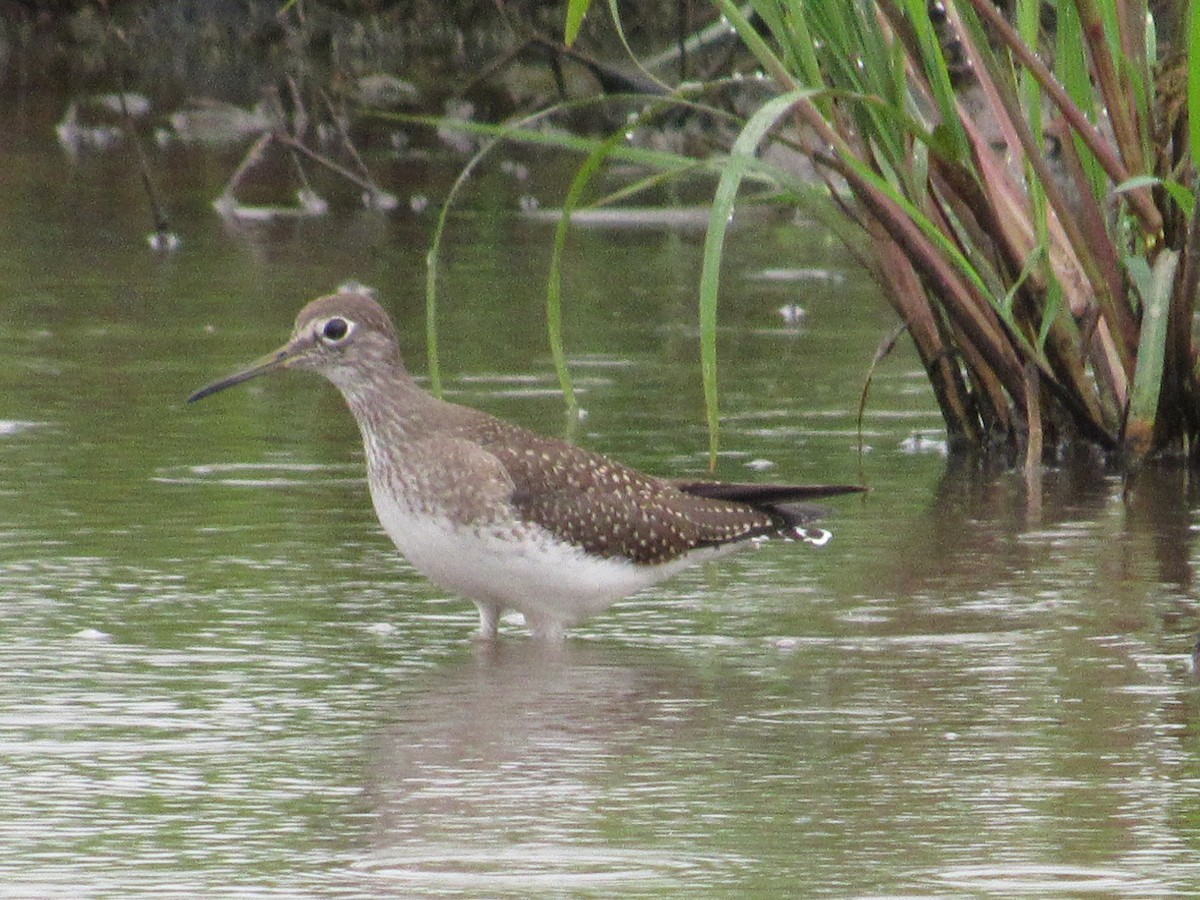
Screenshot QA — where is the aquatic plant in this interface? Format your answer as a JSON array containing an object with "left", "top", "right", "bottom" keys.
[{"left": 541, "top": 0, "right": 1200, "bottom": 469}]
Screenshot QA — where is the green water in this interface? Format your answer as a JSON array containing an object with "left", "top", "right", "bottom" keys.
[{"left": 2, "top": 92, "right": 1199, "bottom": 897}]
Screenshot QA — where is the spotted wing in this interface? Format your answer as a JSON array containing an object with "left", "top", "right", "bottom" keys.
[{"left": 479, "top": 432, "right": 781, "bottom": 564}]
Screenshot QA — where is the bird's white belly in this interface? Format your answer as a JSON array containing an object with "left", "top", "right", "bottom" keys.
[{"left": 369, "top": 489, "right": 710, "bottom": 627}]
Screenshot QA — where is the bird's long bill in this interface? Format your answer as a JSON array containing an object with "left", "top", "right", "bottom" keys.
[{"left": 187, "top": 344, "right": 298, "bottom": 403}]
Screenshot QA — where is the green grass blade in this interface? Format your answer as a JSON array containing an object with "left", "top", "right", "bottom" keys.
[
  {"left": 421, "top": 102, "right": 618, "bottom": 398},
  {"left": 716, "top": 0, "right": 799, "bottom": 90},
  {"left": 1115, "top": 174, "right": 1195, "bottom": 220},
  {"left": 604, "top": 0, "right": 673, "bottom": 92},
  {"left": 699, "top": 87, "right": 817, "bottom": 468},
  {"left": 564, "top": 0, "right": 594, "bottom": 46},
  {"left": 381, "top": 109, "right": 710, "bottom": 176},
  {"left": 541, "top": 92, "right": 750, "bottom": 414},
  {"left": 543, "top": 125, "right": 643, "bottom": 415},
  {"left": 902, "top": 0, "right": 967, "bottom": 159},
  {"left": 753, "top": 0, "right": 824, "bottom": 93},
  {"left": 425, "top": 144, "right": 498, "bottom": 398},
  {"left": 1055, "top": 0, "right": 1106, "bottom": 204}
]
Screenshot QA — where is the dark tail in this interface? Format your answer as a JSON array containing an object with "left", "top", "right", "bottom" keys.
[
  {"left": 674, "top": 480, "right": 865, "bottom": 546},
  {"left": 672, "top": 481, "right": 866, "bottom": 504}
]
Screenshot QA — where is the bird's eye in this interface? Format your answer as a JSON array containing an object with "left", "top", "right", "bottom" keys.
[{"left": 321, "top": 318, "right": 350, "bottom": 342}]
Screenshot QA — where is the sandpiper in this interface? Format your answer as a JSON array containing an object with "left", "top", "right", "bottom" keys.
[{"left": 189, "top": 288, "right": 863, "bottom": 639}]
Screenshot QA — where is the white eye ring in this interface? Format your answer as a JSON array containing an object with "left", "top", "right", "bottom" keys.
[{"left": 319, "top": 317, "right": 353, "bottom": 343}]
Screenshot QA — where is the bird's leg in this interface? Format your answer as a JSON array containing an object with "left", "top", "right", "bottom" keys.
[
  {"left": 523, "top": 612, "right": 566, "bottom": 642},
  {"left": 475, "top": 603, "right": 503, "bottom": 640}
]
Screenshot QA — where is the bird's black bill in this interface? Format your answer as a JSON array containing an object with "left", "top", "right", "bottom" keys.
[{"left": 187, "top": 348, "right": 292, "bottom": 403}]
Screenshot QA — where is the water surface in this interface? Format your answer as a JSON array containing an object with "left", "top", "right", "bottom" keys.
[{"left": 2, "top": 90, "right": 1199, "bottom": 896}]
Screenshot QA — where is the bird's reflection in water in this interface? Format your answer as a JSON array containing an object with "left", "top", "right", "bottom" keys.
[{"left": 351, "top": 640, "right": 741, "bottom": 893}]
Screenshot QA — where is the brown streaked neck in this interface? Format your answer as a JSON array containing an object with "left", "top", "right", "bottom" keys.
[{"left": 327, "top": 360, "right": 472, "bottom": 446}]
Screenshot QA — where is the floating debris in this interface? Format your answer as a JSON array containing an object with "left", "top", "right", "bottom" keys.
[
  {"left": 74, "top": 627, "right": 114, "bottom": 643},
  {"left": 899, "top": 431, "right": 948, "bottom": 455},
  {"left": 56, "top": 102, "right": 123, "bottom": 155},
  {"left": 354, "top": 74, "right": 422, "bottom": 108},
  {"left": 170, "top": 99, "right": 276, "bottom": 146},
  {"left": 363, "top": 189, "right": 399, "bottom": 211},
  {"left": 437, "top": 100, "right": 477, "bottom": 153},
  {"left": 749, "top": 267, "right": 846, "bottom": 283},
  {"left": 500, "top": 159, "right": 530, "bottom": 181},
  {"left": 520, "top": 205, "right": 714, "bottom": 229},
  {"left": 777, "top": 304, "right": 806, "bottom": 326},
  {"left": 213, "top": 187, "right": 329, "bottom": 221},
  {"left": 147, "top": 231, "right": 182, "bottom": 252},
  {"left": 94, "top": 92, "right": 150, "bottom": 118},
  {"left": 55, "top": 92, "right": 155, "bottom": 156}
]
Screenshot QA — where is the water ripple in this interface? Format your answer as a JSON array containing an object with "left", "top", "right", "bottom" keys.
[
  {"left": 934, "top": 862, "right": 1170, "bottom": 895},
  {"left": 153, "top": 461, "right": 362, "bottom": 487}
]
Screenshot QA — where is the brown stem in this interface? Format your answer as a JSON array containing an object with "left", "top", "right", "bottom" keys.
[
  {"left": 1074, "top": 0, "right": 1146, "bottom": 177},
  {"left": 961, "top": 0, "right": 1162, "bottom": 236}
]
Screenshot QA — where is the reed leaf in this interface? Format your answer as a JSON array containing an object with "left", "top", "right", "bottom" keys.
[
  {"left": 1054, "top": 0, "right": 1107, "bottom": 207},
  {"left": 415, "top": 0, "right": 1197, "bottom": 465},
  {"left": 901, "top": 0, "right": 968, "bottom": 160},
  {"left": 1125, "top": 249, "right": 1179, "bottom": 460},
  {"left": 564, "top": 0, "right": 594, "bottom": 46},
  {"left": 700, "top": 88, "right": 819, "bottom": 466}
]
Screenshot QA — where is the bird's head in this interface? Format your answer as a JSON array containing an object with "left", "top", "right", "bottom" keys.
[{"left": 188, "top": 287, "right": 405, "bottom": 403}]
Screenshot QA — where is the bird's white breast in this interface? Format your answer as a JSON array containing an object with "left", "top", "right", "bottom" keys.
[{"left": 366, "top": 478, "right": 716, "bottom": 628}]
